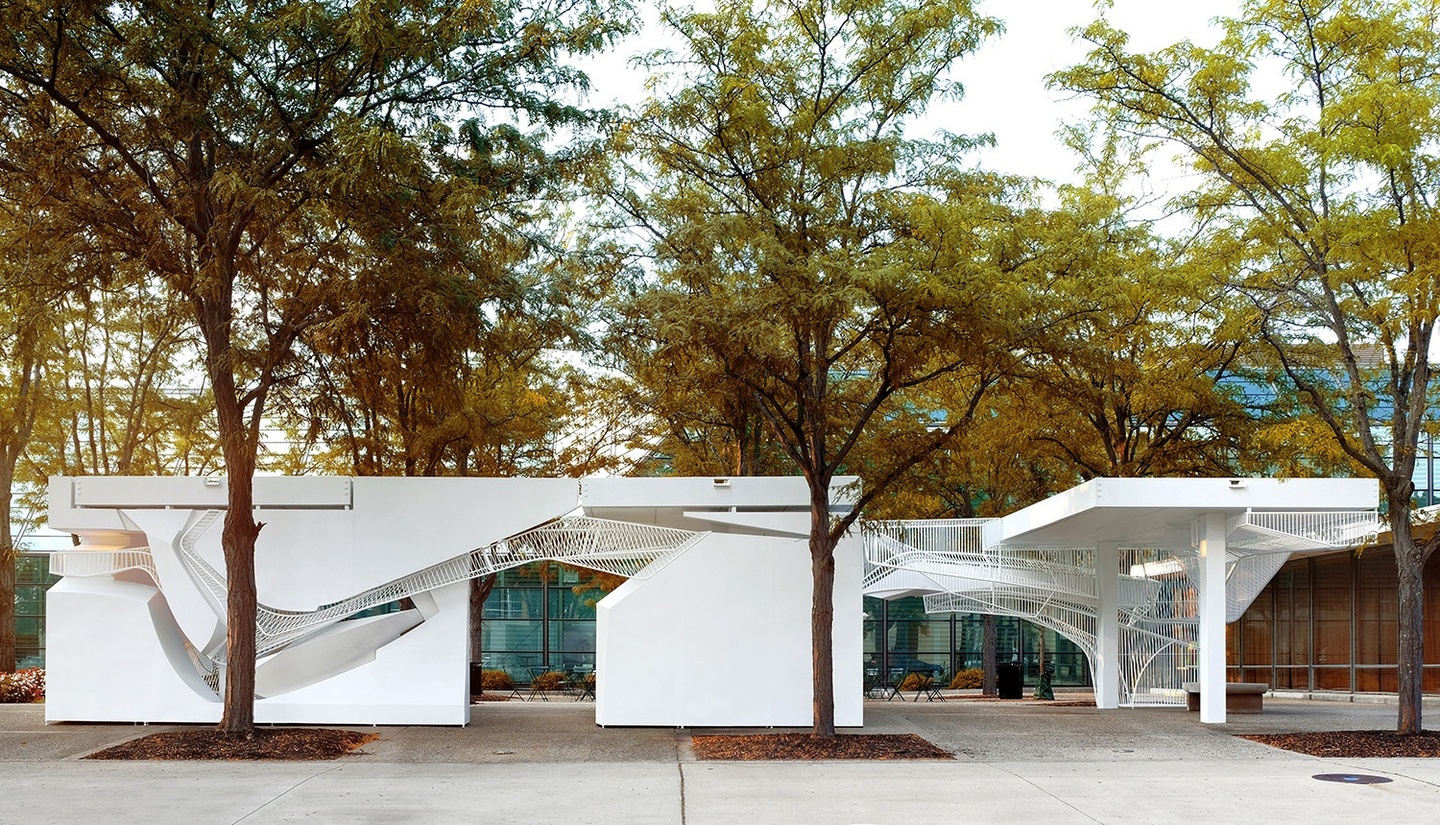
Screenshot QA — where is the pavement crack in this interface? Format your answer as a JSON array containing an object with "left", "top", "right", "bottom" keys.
[
  {"left": 988, "top": 763, "right": 1103, "bottom": 824},
  {"left": 232, "top": 764, "right": 344, "bottom": 824},
  {"left": 677, "top": 762, "right": 688, "bottom": 825}
]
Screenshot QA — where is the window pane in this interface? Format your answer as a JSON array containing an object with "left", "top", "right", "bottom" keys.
[
  {"left": 1313, "top": 555, "right": 1350, "bottom": 666},
  {"left": 1241, "top": 596, "right": 1273, "bottom": 666},
  {"left": 1240, "top": 667, "right": 1270, "bottom": 684},
  {"left": 863, "top": 617, "right": 880, "bottom": 657},
  {"left": 495, "top": 565, "right": 551, "bottom": 587},
  {"left": 1274, "top": 566, "right": 1309, "bottom": 665},
  {"left": 482, "top": 652, "right": 542, "bottom": 678},
  {"left": 1354, "top": 667, "right": 1397, "bottom": 692},
  {"left": 1426, "top": 667, "right": 1440, "bottom": 694},
  {"left": 1314, "top": 667, "right": 1351, "bottom": 691},
  {"left": 484, "top": 589, "right": 543, "bottom": 619},
  {"left": 885, "top": 597, "right": 928, "bottom": 621},
  {"left": 16, "top": 555, "right": 53, "bottom": 582},
  {"left": 548, "top": 653, "right": 594, "bottom": 672},
  {"left": 481, "top": 620, "right": 543, "bottom": 653},
  {"left": 1273, "top": 666, "right": 1307, "bottom": 690},
  {"left": 548, "top": 621, "right": 596, "bottom": 653},
  {"left": 548, "top": 590, "right": 598, "bottom": 620},
  {"left": 1356, "top": 553, "right": 1398, "bottom": 664},
  {"left": 1049, "top": 652, "right": 1089, "bottom": 685}
]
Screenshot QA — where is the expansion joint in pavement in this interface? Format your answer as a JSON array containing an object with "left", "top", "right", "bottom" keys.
[
  {"left": 677, "top": 762, "right": 688, "bottom": 825},
  {"left": 232, "top": 764, "right": 343, "bottom": 824},
  {"left": 990, "top": 762, "right": 1104, "bottom": 824}
]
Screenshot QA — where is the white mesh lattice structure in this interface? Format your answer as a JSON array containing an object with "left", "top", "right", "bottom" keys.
[
  {"left": 1116, "top": 547, "right": 1198, "bottom": 706},
  {"left": 49, "top": 548, "right": 159, "bottom": 582},
  {"left": 51, "top": 514, "right": 704, "bottom": 664},
  {"left": 866, "top": 521, "right": 1172, "bottom": 702},
  {"left": 863, "top": 507, "right": 1379, "bottom": 707},
  {"left": 1180, "top": 510, "right": 1381, "bottom": 622}
]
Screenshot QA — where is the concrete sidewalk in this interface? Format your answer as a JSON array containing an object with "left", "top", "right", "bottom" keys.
[{"left": 3, "top": 698, "right": 1439, "bottom": 824}]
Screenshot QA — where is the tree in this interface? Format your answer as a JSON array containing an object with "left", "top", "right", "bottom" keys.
[
  {"left": 0, "top": 0, "right": 628, "bottom": 733},
  {"left": 604, "top": 301, "right": 795, "bottom": 477},
  {"left": 45, "top": 273, "right": 212, "bottom": 477},
  {"left": 1015, "top": 175, "right": 1260, "bottom": 481},
  {"left": 0, "top": 89, "right": 86, "bottom": 670},
  {"left": 609, "top": 0, "right": 1027, "bottom": 736},
  {"left": 277, "top": 115, "right": 622, "bottom": 480},
  {"left": 1056, "top": 0, "right": 1440, "bottom": 733}
]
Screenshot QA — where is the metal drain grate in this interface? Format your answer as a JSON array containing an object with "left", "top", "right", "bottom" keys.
[{"left": 1311, "top": 773, "right": 1392, "bottom": 785}]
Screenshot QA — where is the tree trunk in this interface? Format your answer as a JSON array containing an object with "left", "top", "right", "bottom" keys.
[
  {"left": 0, "top": 458, "right": 15, "bottom": 670},
  {"left": 982, "top": 613, "right": 998, "bottom": 696},
  {"left": 206, "top": 305, "right": 264, "bottom": 736},
  {"left": 1390, "top": 496, "right": 1424, "bottom": 735},
  {"left": 0, "top": 542, "right": 14, "bottom": 672},
  {"left": 216, "top": 468, "right": 262, "bottom": 736},
  {"left": 469, "top": 574, "right": 496, "bottom": 662},
  {"left": 809, "top": 485, "right": 837, "bottom": 738},
  {"left": 1, "top": 349, "right": 41, "bottom": 673}
]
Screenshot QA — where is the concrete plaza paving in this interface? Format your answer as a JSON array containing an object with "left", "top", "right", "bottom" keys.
[{"left": 3, "top": 696, "right": 1439, "bottom": 824}]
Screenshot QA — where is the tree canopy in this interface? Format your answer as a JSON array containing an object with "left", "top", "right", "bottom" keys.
[
  {"left": 0, "top": 0, "right": 629, "bottom": 728},
  {"left": 605, "top": 0, "right": 1035, "bottom": 735},
  {"left": 1055, "top": 0, "right": 1440, "bottom": 734}
]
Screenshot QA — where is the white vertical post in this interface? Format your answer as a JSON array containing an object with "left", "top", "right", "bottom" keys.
[
  {"left": 1197, "top": 512, "right": 1228, "bottom": 724},
  {"left": 1094, "top": 542, "right": 1120, "bottom": 709}
]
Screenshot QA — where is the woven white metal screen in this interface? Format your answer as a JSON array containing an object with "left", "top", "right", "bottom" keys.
[
  {"left": 51, "top": 513, "right": 705, "bottom": 679},
  {"left": 864, "top": 508, "right": 1378, "bottom": 708}
]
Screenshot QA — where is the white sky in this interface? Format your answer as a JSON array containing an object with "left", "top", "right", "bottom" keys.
[
  {"left": 944, "top": 0, "right": 1243, "bottom": 183},
  {"left": 581, "top": 0, "right": 1245, "bottom": 186}
]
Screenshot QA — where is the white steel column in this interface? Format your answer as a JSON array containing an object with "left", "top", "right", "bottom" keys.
[
  {"left": 1197, "top": 512, "right": 1228, "bottom": 724},
  {"left": 1094, "top": 542, "right": 1120, "bottom": 709}
]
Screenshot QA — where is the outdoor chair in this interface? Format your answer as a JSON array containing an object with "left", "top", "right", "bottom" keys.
[
  {"left": 526, "top": 666, "right": 553, "bottom": 701},
  {"left": 565, "top": 666, "right": 596, "bottom": 701}
]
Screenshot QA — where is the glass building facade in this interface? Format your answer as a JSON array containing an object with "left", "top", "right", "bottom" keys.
[
  {"left": 475, "top": 567, "right": 1093, "bottom": 687},
  {"left": 479, "top": 564, "right": 601, "bottom": 677},
  {"left": 1228, "top": 547, "right": 1440, "bottom": 693},
  {"left": 862, "top": 595, "right": 1091, "bottom": 687},
  {"left": 13, "top": 553, "right": 59, "bottom": 669}
]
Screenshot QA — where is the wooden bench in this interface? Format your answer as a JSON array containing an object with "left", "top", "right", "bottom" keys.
[{"left": 1181, "top": 682, "right": 1268, "bottom": 713}]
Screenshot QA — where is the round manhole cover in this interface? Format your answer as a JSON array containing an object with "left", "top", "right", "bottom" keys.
[{"left": 1312, "top": 773, "right": 1392, "bottom": 785}]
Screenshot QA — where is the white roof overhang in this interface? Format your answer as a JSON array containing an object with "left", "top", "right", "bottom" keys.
[{"left": 990, "top": 477, "right": 1379, "bottom": 551}]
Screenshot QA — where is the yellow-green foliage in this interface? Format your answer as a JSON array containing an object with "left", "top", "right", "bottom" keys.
[
  {"left": 948, "top": 668, "right": 984, "bottom": 690},
  {"left": 532, "top": 671, "right": 566, "bottom": 691},
  {"left": 898, "top": 672, "right": 933, "bottom": 692},
  {"left": 479, "top": 669, "right": 513, "bottom": 691}
]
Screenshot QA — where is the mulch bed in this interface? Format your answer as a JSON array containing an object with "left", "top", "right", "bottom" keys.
[
  {"left": 86, "top": 728, "right": 378, "bottom": 761},
  {"left": 1240, "top": 730, "right": 1440, "bottom": 758},
  {"left": 692, "top": 733, "right": 951, "bottom": 760},
  {"left": 472, "top": 693, "right": 514, "bottom": 702}
]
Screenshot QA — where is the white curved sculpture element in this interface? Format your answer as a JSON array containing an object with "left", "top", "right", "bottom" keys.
[
  {"left": 254, "top": 610, "right": 427, "bottom": 697},
  {"left": 51, "top": 515, "right": 704, "bottom": 679},
  {"left": 47, "top": 474, "right": 859, "bottom": 727},
  {"left": 120, "top": 509, "right": 229, "bottom": 660}
]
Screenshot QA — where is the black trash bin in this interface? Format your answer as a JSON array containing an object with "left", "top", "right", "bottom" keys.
[
  {"left": 469, "top": 662, "right": 485, "bottom": 696},
  {"left": 997, "top": 662, "right": 1023, "bottom": 699}
]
